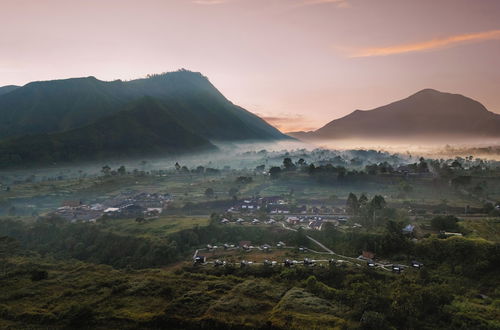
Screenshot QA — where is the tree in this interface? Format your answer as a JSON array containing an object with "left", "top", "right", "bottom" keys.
[
  {"left": 359, "top": 194, "right": 368, "bottom": 206},
  {"left": 283, "top": 158, "right": 296, "bottom": 171},
  {"left": 418, "top": 157, "right": 429, "bottom": 173},
  {"left": 307, "top": 164, "right": 316, "bottom": 175},
  {"left": 380, "top": 221, "right": 410, "bottom": 256},
  {"left": 117, "top": 165, "right": 126, "bottom": 176},
  {"left": 101, "top": 165, "right": 111, "bottom": 176},
  {"left": 346, "top": 193, "right": 359, "bottom": 215},
  {"left": 370, "top": 195, "right": 386, "bottom": 210},
  {"left": 269, "top": 166, "right": 282, "bottom": 179},
  {"left": 294, "top": 227, "right": 308, "bottom": 246},
  {"left": 431, "top": 215, "right": 459, "bottom": 231},
  {"left": 451, "top": 160, "right": 462, "bottom": 169},
  {"left": 205, "top": 188, "right": 215, "bottom": 198}
]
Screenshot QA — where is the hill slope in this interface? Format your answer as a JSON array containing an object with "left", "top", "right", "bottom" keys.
[
  {"left": 0, "top": 70, "right": 288, "bottom": 141},
  {"left": 290, "top": 89, "right": 500, "bottom": 141},
  {"left": 0, "top": 98, "right": 216, "bottom": 167},
  {"left": 0, "top": 85, "right": 19, "bottom": 96}
]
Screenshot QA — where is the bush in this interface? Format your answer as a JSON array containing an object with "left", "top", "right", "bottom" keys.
[
  {"left": 30, "top": 270, "right": 48, "bottom": 281},
  {"left": 431, "top": 215, "right": 459, "bottom": 231}
]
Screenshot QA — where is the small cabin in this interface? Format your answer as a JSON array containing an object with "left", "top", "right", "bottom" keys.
[
  {"left": 392, "top": 264, "right": 403, "bottom": 273},
  {"left": 304, "top": 258, "right": 315, "bottom": 266},
  {"left": 361, "top": 250, "right": 375, "bottom": 260},
  {"left": 194, "top": 256, "right": 206, "bottom": 264},
  {"left": 411, "top": 261, "right": 424, "bottom": 269},
  {"left": 262, "top": 244, "right": 272, "bottom": 252}
]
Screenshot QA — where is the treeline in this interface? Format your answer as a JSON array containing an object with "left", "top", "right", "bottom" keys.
[
  {"left": 0, "top": 217, "right": 295, "bottom": 269},
  {"left": 309, "top": 221, "right": 499, "bottom": 276}
]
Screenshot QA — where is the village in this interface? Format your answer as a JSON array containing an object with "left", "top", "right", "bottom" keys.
[{"left": 50, "top": 191, "right": 173, "bottom": 222}]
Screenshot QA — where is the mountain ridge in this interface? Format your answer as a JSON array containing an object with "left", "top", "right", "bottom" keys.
[
  {"left": 0, "top": 70, "right": 289, "bottom": 141},
  {"left": 0, "top": 85, "right": 20, "bottom": 96},
  {"left": 289, "top": 89, "right": 500, "bottom": 141},
  {"left": 0, "top": 97, "right": 217, "bottom": 167}
]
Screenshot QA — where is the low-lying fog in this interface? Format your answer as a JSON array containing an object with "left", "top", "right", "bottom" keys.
[{"left": 1, "top": 139, "right": 499, "bottom": 185}]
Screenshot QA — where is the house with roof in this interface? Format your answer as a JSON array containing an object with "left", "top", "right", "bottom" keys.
[
  {"left": 359, "top": 250, "right": 375, "bottom": 261},
  {"left": 402, "top": 224, "right": 415, "bottom": 234},
  {"left": 239, "top": 241, "right": 252, "bottom": 250}
]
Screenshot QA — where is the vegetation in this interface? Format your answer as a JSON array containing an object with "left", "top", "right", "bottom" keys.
[
  {"left": 0, "top": 150, "right": 499, "bottom": 329},
  {"left": 0, "top": 70, "right": 287, "bottom": 142},
  {"left": 0, "top": 98, "right": 216, "bottom": 167}
]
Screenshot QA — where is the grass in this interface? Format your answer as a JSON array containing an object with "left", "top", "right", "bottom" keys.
[
  {"left": 270, "top": 287, "right": 352, "bottom": 329},
  {"left": 101, "top": 215, "right": 209, "bottom": 238},
  {"left": 460, "top": 217, "right": 500, "bottom": 242},
  {"left": 0, "top": 255, "right": 358, "bottom": 329}
]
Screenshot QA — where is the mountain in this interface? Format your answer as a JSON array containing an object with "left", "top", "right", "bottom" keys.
[
  {"left": 0, "top": 70, "right": 288, "bottom": 141},
  {"left": 0, "top": 98, "right": 216, "bottom": 167},
  {"left": 289, "top": 89, "right": 500, "bottom": 141},
  {"left": 0, "top": 85, "right": 19, "bottom": 96}
]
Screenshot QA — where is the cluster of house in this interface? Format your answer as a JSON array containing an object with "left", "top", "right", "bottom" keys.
[
  {"left": 220, "top": 217, "right": 277, "bottom": 225},
  {"left": 357, "top": 250, "right": 424, "bottom": 273},
  {"left": 286, "top": 215, "right": 348, "bottom": 230},
  {"left": 51, "top": 192, "right": 173, "bottom": 222},
  {"left": 204, "top": 240, "right": 286, "bottom": 252},
  {"left": 227, "top": 197, "right": 350, "bottom": 217},
  {"left": 227, "top": 196, "right": 306, "bottom": 214}
]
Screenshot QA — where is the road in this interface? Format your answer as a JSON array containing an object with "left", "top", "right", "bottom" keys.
[
  {"left": 281, "top": 222, "right": 409, "bottom": 268},
  {"left": 306, "top": 235, "right": 334, "bottom": 254},
  {"left": 281, "top": 222, "right": 334, "bottom": 254}
]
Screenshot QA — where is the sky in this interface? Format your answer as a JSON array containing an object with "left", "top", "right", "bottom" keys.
[{"left": 1, "top": 0, "right": 500, "bottom": 132}]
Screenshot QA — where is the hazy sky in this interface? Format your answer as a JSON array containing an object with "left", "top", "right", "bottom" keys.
[{"left": 1, "top": 0, "right": 500, "bottom": 132}]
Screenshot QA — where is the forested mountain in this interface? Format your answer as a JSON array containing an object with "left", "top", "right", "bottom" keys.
[
  {"left": 0, "top": 85, "right": 19, "bottom": 96},
  {"left": 0, "top": 70, "right": 288, "bottom": 141},
  {"left": 290, "top": 89, "right": 500, "bottom": 141},
  {"left": 0, "top": 98, "right": 216, "bottom": 167}
]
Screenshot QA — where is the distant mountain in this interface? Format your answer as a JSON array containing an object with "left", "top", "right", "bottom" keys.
[
  {"left": 289, "top": 89, "right": 500, "bottom": 141},
  {"left": 0, "top": 70, "right": 288, "bottom": 141},
  {"left": 0, "top": 85, "right": 19, "bottom": 96},
  {"left": 0, "top": 97, "right": 216, "bottom": 167}
]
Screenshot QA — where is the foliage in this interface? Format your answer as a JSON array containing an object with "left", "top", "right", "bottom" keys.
[{"left": 431, "top": 215, "right": 460, "bottom": 231}]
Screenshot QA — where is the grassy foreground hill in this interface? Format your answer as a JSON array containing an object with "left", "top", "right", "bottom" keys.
[
  {"left": 0, "top": 215, "right": 499, "bottom": 329},
  {"left": 0, "top": 98, "right": 216, "bottom": 167}
]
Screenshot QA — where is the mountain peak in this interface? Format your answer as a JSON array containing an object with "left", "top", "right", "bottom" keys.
[
  {"left": 291, "top": 89, "right": 500, "bottom": 141},
  {"left": 414, "top": 88, "right": 442, "bottom": 95}
]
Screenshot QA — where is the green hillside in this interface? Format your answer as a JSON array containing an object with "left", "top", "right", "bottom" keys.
[
  {"left": 0, "top": 70, "right": 288, "bottom": 141},
  {"left": 0, "top": 85, "right": 19, "bottom": 96},
  {"left": 0, "top": 98, "right": 216, "bottom": 167}
]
